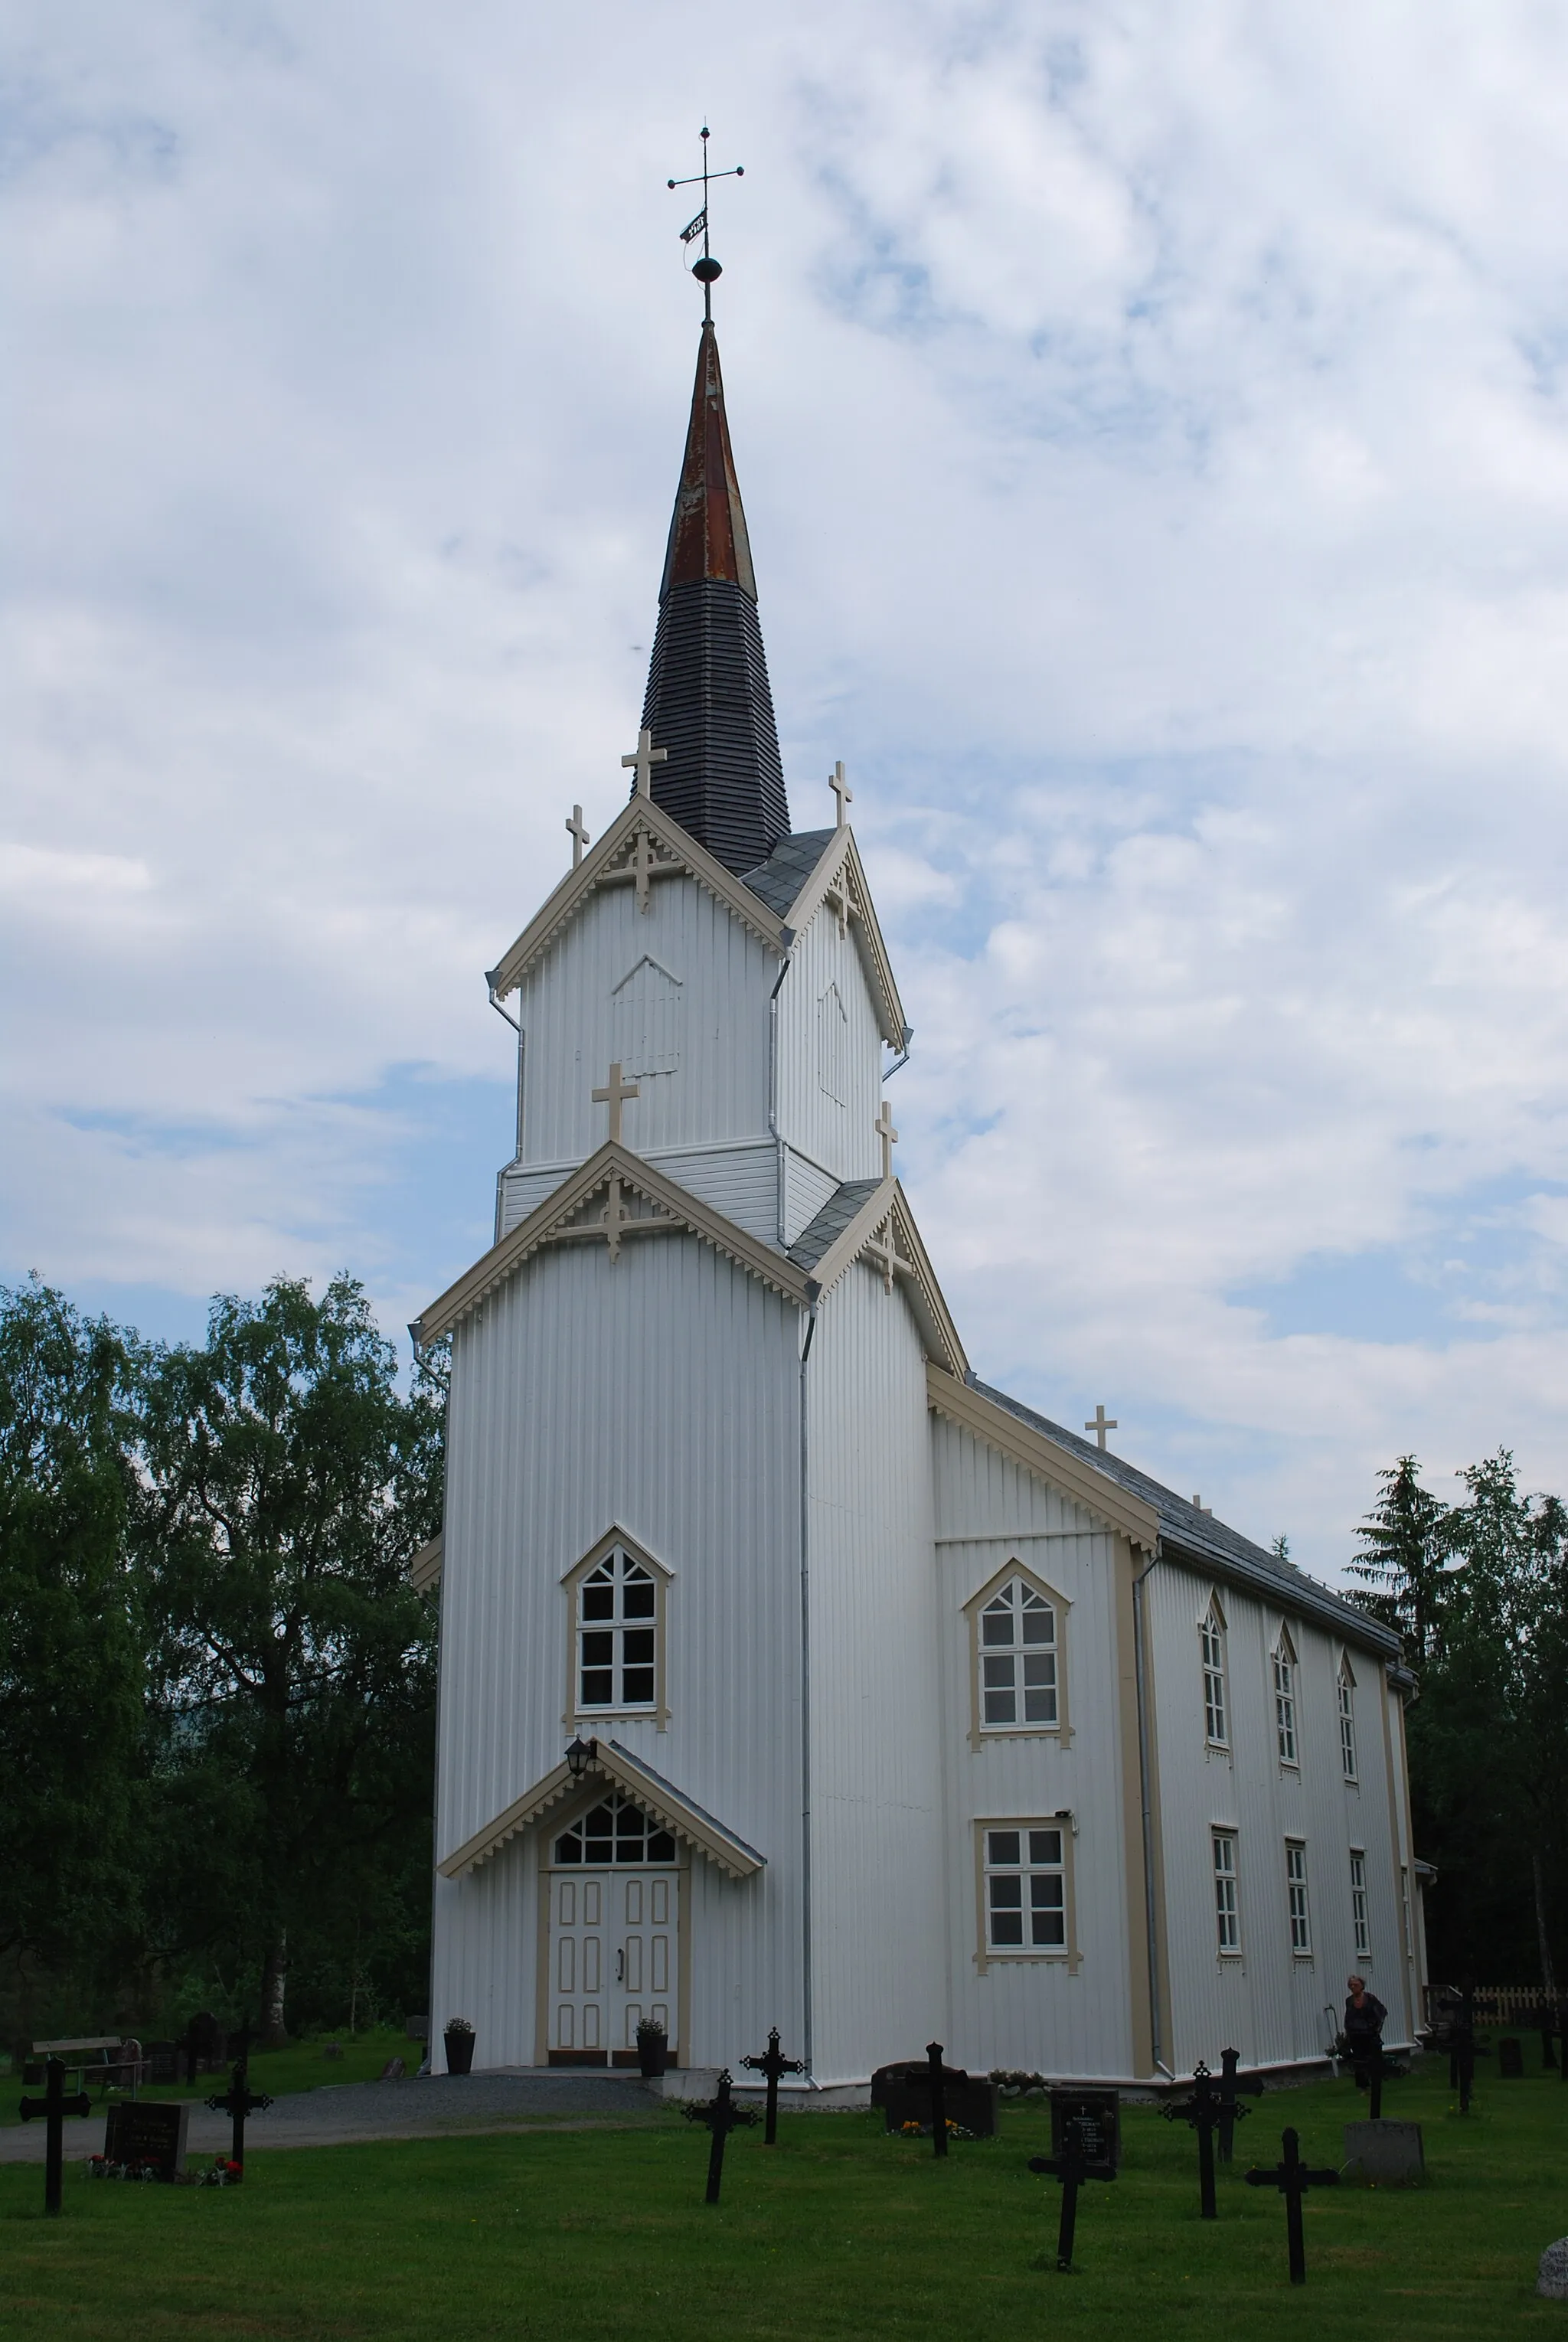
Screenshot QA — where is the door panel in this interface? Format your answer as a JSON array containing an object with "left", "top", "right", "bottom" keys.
[{"left": 548, "top": 1867, "right": 679, "bottom": 2065}]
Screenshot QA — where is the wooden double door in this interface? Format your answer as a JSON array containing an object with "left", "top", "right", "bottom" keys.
[{"left": 547, "top": 1868, "right": 679, "bottom": 2066}]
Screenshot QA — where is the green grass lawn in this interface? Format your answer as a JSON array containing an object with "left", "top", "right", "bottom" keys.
[
  {"left": 2, "top": 2062, "right": 1564, "bottom": 2339},
  {"left": 2, "top": 2028, "right": 417, "bottom": 2125}
]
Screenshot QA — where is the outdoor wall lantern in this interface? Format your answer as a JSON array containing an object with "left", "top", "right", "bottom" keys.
[{"left": 565, "top": 1736, "right": 597, "bottom": 1780}]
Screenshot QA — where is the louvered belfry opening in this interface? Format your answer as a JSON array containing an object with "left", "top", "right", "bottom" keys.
[{"left": 639, "top": 320, "right": 791, "bottom": 877}]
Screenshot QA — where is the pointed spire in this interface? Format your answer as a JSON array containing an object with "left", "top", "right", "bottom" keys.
[{"left": 640, "top": 323, "right": 790, "bottom": 877}]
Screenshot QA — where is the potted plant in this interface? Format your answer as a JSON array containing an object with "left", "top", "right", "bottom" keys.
[
  {"left": 443, "top": 2017, "right": 475, "bottom": 2076},
  {"left": 635, "top": 2018, "right": 668, "bottom": 2080}
]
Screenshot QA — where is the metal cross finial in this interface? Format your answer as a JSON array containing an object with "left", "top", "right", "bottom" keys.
[
  {"left": 593, "top": 1063, "right": 640, "bottom": 1146},
  {"left": 876, "top": 1100, "right": 898, "bottom": 1182},
  {"left": 1084, "top": 1404, "right": 1117, "bottom": 1452},
  {"left": 829, "top": 762, "right": 853, "bottom": 828},
  {"left": 622, "top": 729, "right": 668, "bottom": 799},
  {"left": 668, "top": 126, "right": 744, "bottom": 322},
  {"left": 566, "top": 804, "right": 590, "bottom": 869}
]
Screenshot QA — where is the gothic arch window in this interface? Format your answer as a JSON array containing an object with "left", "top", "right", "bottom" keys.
[
  {"left": 1272, "top": 1625, "right": 1300, "bottom": 1769},
  {"left": 1338, "top": 1654, "right": 1359, "bottom": 1782},
  {"left": 962, "top": 1562, "right": 1071, "bottom": 1748},
  {"left": 561, "top": 1528, "right": 673, "bottom": 1729},
  {"left": 611, "top": 955, "right": 683, "bottom": 1077},
  {"left": 1200, "top": 1594, "right": 1230, "bottom": 1749},
  {"left": 552, "top": 1794, "right": 677, "bottom": 1867},
  {"left": 817, "top": 982, "right": 848, "bottom": 1106}
]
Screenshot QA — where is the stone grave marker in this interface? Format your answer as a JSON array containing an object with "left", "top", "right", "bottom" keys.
[
  {"left": 379, "top": 2056, "right": 407, "bottom": 2081},
  {"left": 872, "top": 2047, "right": 998, "bottom": 2148},
  {"left": 103, "top": 2101, "right": 191, "bottom": 2181},
  {"left": 1344, "top": 2118, "right": 1424, "bottom": 2185},
  {"left": 1538, "top": 2239, "right": 1568, "bottom": 2301}
]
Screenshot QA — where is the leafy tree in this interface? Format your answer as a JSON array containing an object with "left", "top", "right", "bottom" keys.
[
  {"left": 0, "top": 1280, "right": 144, "bottom": 2036},
  {"left": 132, "top": 1276, "right": 443, "bottom": 2043}
]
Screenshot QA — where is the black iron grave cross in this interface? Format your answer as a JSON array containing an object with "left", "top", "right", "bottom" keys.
[
  {"left": 205, "top": 2027, "right": 272, "bottom": 2174},
  {"left": 1357, "top": 2032, "right": 1410, "bottom": 2122},
  {"left": 739, "top": 2027, "right": 803, "bottom": 2146},
  {"left": 1214, "top": 2046, "right": 1263, "bottom": 2164},
  {"left": 682, "top": 2068, "right": 757, "bottom": 2204},
  {"left": 1439, "top": 1984, "right": 1497, "bottom": 2115},
  {"left": 1161, "top": 2060, "right": 1227, "bottom": 2218},
  {"left": 19, "top": 2055, "right": 92, "bottom": 2216},
  {"left": 1245, "top": 2126, "right": 1339, "bottom": 2285},
  {"left": 1028, "top": 2116, "right": 1116, "bottom": 2272}
]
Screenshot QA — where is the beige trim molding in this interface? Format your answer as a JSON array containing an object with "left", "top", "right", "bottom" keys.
[
  {"left": 560, "top": 1524, "right": 674, "bottom": 1733},
  {"left": 782, "top": 828, "right": 908, "bottom": 1049},
  {"left": 408, "top": 1535, "right": 443, "bottom": 1594},
  {"left": 804, "top": 1180, "right": 968, "bottom": 1379},
  {"left": 962, "top": 1557, "right": 1073, "bottom": 1752},
  {"left": 926, "top": 1370, "right": 1160, "bottom": 1554},
  {"left": 488, "top": 798, "right": 786, "bottom": 1002},
  {"left": 413, "top": 1141, "right": 810, "bottom": 1347},
  {"left": 438, "top": 1739, "right": 765, "bottom": 1883}
]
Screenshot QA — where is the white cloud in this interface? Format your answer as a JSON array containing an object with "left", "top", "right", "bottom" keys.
[{"left": 3, "top": 0, "right": 1568, "bottom": 1573}]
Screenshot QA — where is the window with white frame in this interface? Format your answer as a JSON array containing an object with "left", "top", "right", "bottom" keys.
[
  {"left": 1338, "top": 1658, "right": 1358, "bottom": 1780},
  {"left": 982, "top": 1825, "right": 1067, "bottom": 1954},
  {"left": 577, "top": 1548, "right": 658, "bottom": 1713},
  {"left": 1272, "top": 1631, "right": 1299, "bottom": 1766},
  {"left": 1350, "top": 1849, "right": 1370, "bottom": 1960},
  {"left": 1285, "top": 1839, "right": 1312, "bottom": 1955},
  {"left": 1200, "top": 1600, "right": 1229, "bottom": 1746},
  {"left": 979, "top": 1579, "right": 1058, "bottom": 1730},
  {"left": 1212, "top": 1829, "right": 1241, "bottom": 1954}
]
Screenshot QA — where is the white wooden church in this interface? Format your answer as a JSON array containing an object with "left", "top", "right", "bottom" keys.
[{"left": 412, "top": 311, "right": 1429, "bottom": 2091}]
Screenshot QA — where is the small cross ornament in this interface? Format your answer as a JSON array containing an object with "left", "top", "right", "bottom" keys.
[
  {"left": 630, "top": 826, "right": 659, "bottom": 912},
  {"left": 622, "top": 728, "right": 668, "bottom": 799},
  {"left": 593, "top": 1063, "right": 639, "bottom": 1146},
  {"left": 1084, "top": 1404, "right": 1117, "bottom": 1451},
  {"left": 599, "top": 1174, "right": 632, "bottom": 1262},
  {"left": 829, "top": 761, "right": 853, "bottom": 827},
  {"left": 876, "top": 1100, "right": 898, "bottom": 1181},
  {"left": 566, "top": 804, "right": 590, "bottom": 868}
]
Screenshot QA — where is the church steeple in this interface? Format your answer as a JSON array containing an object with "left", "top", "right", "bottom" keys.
[{"left": 639, "top": 321, "right": 791, "bottom": 878}]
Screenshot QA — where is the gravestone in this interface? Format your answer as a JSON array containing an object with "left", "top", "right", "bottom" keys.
[
  {"left": 184, "top": 2012, "right": 226, "bottom": 2081},
  {"left": 1049, "top": 2089, "right": 1120, "bottom": 2177},
  {"left": 145, "top": 2042, "right": 181, "bottom": 2086},
  {"left": 1538, "top": 2239, "right": 1568, "bottom": 2301},
  {"left": 1343, "top": 2118, "right": 1425, "bottom": 2186},
  {"left": 872, "top": 2057, "right": 998, "bottom": 2140},
  {"left": 103, "top": 2102, "right": 191, "bottom": 2181},
  {"left": 379, "top": 2057, "right": 407, "bottom": 2081},
  {"left": 1498, "top": 2037, "right": 1524, "bottom": 2079}
]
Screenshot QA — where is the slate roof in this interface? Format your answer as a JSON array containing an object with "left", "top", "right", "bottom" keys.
[
  {"left": 743, "top": 828, "right": 836, "bottom": 920},
  {"left": 787, "top": 1178, "right": 882, "bottom": 1272},
  {"left": 972, "top": 1380, "right": 1401, "bottom": 1659}
]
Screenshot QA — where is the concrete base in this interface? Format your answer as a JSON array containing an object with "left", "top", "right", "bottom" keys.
[{"left": 1344, "top": 2118, "right": 1425, "bottom": 2185}]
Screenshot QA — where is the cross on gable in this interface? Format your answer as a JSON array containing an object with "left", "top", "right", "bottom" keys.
[
  {"left": 829, "top": 761, "right": 853, "bottom": 828},
  {"left": 1084, "top": 1404, "right": 1117, "bottom": 1451},
  {"left": 592, "top": 1063, "right": 640, "bottom": 1146},
  {"left": 630, "top": 825, "right": 661, "bottom": 912},
  {"left": 867, "top": 1214, "right": 898, "bottom": 1294},
  {"left": 622, "top": 729, "right": 668, "bottom": 799},
  {"left": 876, "top": 1100, "right": 899, "bottom": 1181},
  {"left": 566, "top": 804, "right": 590, "bottom": 868},
  {"left": 597, "top": 1174, "right": 633, "bottom": 1262}
]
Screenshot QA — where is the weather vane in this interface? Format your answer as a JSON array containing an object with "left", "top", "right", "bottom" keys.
[{"left": 668, "top": 126, "right": 743, "bottom": 321}]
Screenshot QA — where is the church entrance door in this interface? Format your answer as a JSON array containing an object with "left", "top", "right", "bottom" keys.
[{"left": 545, "top": 1795, "right": 681, "bottom": 2067}]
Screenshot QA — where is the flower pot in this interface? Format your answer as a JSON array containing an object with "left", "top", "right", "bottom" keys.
[
  {"left": 637, "top": 2034, "right": 668, "bottom": 2080},
  {"left": 444, "top": 2028, "right": 475, "bottom": 2076}
]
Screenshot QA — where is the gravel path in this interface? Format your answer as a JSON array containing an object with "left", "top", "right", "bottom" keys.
[{"left": 0, "top": 2070, "right": 665, "bottom": 2164}]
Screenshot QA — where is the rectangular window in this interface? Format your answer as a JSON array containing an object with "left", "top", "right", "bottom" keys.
[
  {"left": 980, "top": 1581, "right": 1058, "bottom": 1729},
  {"left": 1350, "top": 1850, "right": 1370, "bottom": 1960},
  {"left": 1338, "top": 1673, "right": 1357, "bottom": 1780},
  {"left": 1285, "top": 1840, "right": 1312, "bottom": 1955},
  {"left": 1273, "top": 1645, "right": 1298, "bottom": 1766},
  {"left": 578, "top": 1548, "right": 658, "bottom": 1711},
  {"left": 984, "top": 1826, "right": 1067, "bottom": 1954},
  {"left": 1200, "top": 1609, "right": 1228, "bottom": 1746},
  {"left": 1212, "top": 1830, "right": 1240, "bottom": 1954}
]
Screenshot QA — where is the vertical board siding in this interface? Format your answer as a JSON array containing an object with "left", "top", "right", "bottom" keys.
[
  {"left": 500, "top": 1145, "right": 778, "bottom": 1248},
  {"left": 930, "top": 1416, "right": 1137, "bottom": 2080},
  {"left": 1144, "top": 1561, "right": 1413, "bottom": 2070},
  {"left": 430, "top": 1230, "right": 804, "bottom": 2071},
  {"left": 805, "top": 1262, "right": 945, "bottom": 2083},
  {"left": 776, "top": 903, "right": 884, "bottom": 1185},
  {"left": 781, "top": 1149, "right": 840, "bottom": 1246},
  {"left": 517, "top": 876, "right": 776, "bottom": 1165}
]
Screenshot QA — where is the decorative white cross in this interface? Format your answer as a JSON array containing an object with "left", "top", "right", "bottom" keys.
[
  {"left": 630, "top": 826, "right": 658, "bottom": 913},
  {"left": 829, "top": 760, "right": 853, "bottom": 828},
  {"left": 592, "top": 1062, "right": 640, "bottom": 1146},
  {"left": 599, "top": 1174, "right": 632, "bottom": 1262},
  {"left": 622, "top": 729, "right": 668, "bottom": 799},
  {"left": 866, "top": 1213, "right": 898, "bottom": 1294},
  {"left": 1084, "top": 1404, "right": 1118, "bottom": 1452},
  {"left": 875, "top": 1100, "right": 898, "bottom": 1182},
  {"left": 566, "top": 804, "right": 590, "bottom": 869}
]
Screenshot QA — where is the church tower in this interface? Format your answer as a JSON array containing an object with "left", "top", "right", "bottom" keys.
[{"left": 413, "top": 291, "right": 1423, "bottom": 2092}]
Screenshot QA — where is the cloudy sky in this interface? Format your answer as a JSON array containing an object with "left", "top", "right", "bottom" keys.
[{"left": 5, "top": 2, "right": 1567, "bottom": 1579}]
